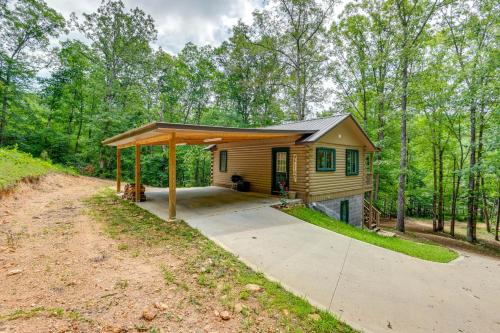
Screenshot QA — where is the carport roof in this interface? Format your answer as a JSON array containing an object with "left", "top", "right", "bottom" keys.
[{"left": 102, "top": 122, "right": 315, "bottom": 148}]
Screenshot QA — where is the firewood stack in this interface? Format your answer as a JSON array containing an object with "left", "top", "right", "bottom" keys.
[{"left": 122, "top": 183, "right": 146, "bottom": 202}]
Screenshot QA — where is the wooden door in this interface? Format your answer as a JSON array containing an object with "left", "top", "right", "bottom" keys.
[{"left": 340, "top": 200, "right": 349, "bottom": 223}]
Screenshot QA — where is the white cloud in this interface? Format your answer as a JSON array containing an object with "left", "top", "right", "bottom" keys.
[{"left": 46, "top": 0, "right": 262, "bottom": 54}]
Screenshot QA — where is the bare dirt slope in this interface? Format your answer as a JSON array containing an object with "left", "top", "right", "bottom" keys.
[{"left": 0, "top": 175, "right": 242, "bottom": 333}]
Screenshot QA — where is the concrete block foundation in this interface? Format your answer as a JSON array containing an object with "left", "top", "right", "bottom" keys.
[{"left": 309, "top": 194, "right": 363, "bottom": 227}]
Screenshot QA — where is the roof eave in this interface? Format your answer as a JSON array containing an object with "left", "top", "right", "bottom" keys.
[{"left": 102, "top": 121, "right": 317, "bottom": 146}]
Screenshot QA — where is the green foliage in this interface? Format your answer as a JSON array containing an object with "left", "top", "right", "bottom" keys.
[
  {"left": 285, "top": 206, "right": 459, "bottom": 263},
  {"left": 0, "top": 147, "right": 75, "bottom": 190}
]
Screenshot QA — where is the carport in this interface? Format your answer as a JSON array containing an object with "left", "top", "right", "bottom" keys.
[{"left": 102, "top": 122, "right": 313, "bottom": 221}]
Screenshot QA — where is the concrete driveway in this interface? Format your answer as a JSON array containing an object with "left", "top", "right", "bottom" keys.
[{"left": 138, "top": 187, "right": 500, "bottom": 333}]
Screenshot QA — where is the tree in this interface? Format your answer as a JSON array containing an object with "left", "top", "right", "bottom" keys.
[
  {"left": 442, "top": 0, "right": 497, "bottom": 242},
  {"left": 215, "top": 23, "right": 283, "bottom": 126},
  {"left": 0, "top": 0, "right": 65, "bottom": 144},
  {"left": 328, "top": 0, "right": 396, "bottom": 202},
  {"left": 393, "top": 0, "right": 444, "bottom": 232},
  {"left": 74, "top": 0, "right": 157, "bottom": 171},
  {"left": 250, "top": 0, "right": 335, "bottom": 120}
]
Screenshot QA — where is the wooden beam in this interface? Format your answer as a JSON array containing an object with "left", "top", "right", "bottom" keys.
[
  {"left": 168, "top": 132, "right": 176, "bottom": 221},
  {"left": 135, "top": 144, "right": 141, "bottom": 202},
  {"left": 116, "top": 148, "right": 121, "bottom": 193}
]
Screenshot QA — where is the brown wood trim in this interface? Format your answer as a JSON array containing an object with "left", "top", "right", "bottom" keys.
[
  {"left": 135, "top": 145, "right": 141, "bottom": 202},
  {"left": 116, "top": 148, "right": 121, "bottom": 193},
  {"left": 168, "top": 133, "right": 176, "bottom": 221}
]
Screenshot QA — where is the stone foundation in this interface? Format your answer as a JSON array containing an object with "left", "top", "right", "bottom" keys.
[{"left": 309, "top": 194, "right": 363, "bottom": 227}]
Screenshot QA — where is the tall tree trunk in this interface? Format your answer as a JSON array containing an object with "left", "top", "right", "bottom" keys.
[
  {"left": 74, "top": 99, "right": 84, "bottom": 153},
  {"left": 374, "top": 103, "right": 384, "bottom": 202},
  {"left": 496, "top": 187, "right": 499, "bottom": 241},
  {"left": 475, "top": 111, "right": 489, "bottom": 233},
  {"left": 432, "top": 144, "right": 438, "bottom": 231},
  {"left": 396, "top": 55, "right": 408, "bottom": 232},
  {"left": 481, "top": 183, "right": 490, "bottom": 232},
  {"left": 450, "top": 156, "right": 458, "bottom": 237},
  {"left": 438, "top": 146, "right": 445, "bottom": 231},
  {"left": 467, "top": 104, "right": 477, "bottom": 243}
]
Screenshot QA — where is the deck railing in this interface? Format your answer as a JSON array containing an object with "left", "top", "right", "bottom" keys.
[{"left": 363, "top": 199, "right": 380, "bottom": 229}]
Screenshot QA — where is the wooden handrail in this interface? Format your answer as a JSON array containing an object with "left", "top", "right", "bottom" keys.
[
  {"left": 364, "top": 199, "right": 381, "bottom": 215},
  {"left": 364, "top": 199, "right": 380, "bottom": 229}
]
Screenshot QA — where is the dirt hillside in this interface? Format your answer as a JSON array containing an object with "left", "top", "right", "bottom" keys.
[{"left": 0, "top": 175, "right": 241, "bottom": 332}]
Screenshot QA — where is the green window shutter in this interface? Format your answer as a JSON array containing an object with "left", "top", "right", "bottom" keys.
[
  {"left": 316, "top": 147, "right": 336, "bottom": 171},
  {"left": 346, "top": 149, "right": 359, "bottom": 176}
]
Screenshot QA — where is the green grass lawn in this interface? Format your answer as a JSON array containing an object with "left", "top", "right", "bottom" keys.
[
  {"left": 0, "top": 148, "right": 75, "bottom": 191},
  {"left": 86, "top": 190, "right": 357, "bottom": 333},
  {"left": 285, "top": 206, "right": 459, "bottom": 263}
]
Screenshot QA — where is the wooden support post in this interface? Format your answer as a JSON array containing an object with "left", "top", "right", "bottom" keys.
[
  {"left": 116, "top": 148, "right": 121, "bottom": 193},
  {"left": 168, "top": 133, "right": 176, "bottom": 221},
  {"left": 135, "top": 144, "right": 141, "bottom": 202}
]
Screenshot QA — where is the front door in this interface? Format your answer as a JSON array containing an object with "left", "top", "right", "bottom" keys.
[{"left": 272, "top": 147, "right": 289, "bottom": 194}]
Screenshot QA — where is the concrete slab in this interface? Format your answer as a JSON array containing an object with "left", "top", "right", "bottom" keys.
[
  {"left": 137, "top": 187, "right": 500, "bottom": 333},
  {"left": 137, "top": 186, "right": 278, "bottom": 220}
]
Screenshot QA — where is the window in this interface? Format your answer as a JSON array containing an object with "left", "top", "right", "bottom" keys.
[
  {"left": 276, "top": 151, "right": 287, "bottom": 173},
  {"left": 345, "top": 149, "right": 359, "bottom": 176},
  {"left": 316, "top": 148, "right": 336, "bottom": 171},
  {"left": 219, "top": 150, "right": 227, "bottom": 172}
]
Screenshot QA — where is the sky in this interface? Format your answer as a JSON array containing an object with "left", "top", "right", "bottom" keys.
[{"left": 46, "top": 0, "right": 264, "bottom": 54}]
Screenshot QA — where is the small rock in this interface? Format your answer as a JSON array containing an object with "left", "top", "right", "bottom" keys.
[
  {"left": 308, "top": 313, "right": 321, "bottom": 321},
  {"left": 102, "top": 325, "right": 127, "bottom": 333},
  {"left": 213, "top": 310, "right": 220, "bottom": 317},
  {"left": 245, "top": 283, "right": 262, "bottom": 292},
  {"left": 219, "top": 311, "right": 231, "bottom": 320},
  {"left": 7, "top": 269, "right": 22, "bottom": 276},
  {"left": 154, "top": 302, "right": 168, "bottom": 311},
  {"left": 234, "top": 303, "right": 244, "bottom": 313},
  {"left": 141, "top": 309, "right": 157, "bottom": 321}
]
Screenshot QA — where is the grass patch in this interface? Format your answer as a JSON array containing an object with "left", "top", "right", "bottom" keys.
[
  {"left": 0, "top": 147, "right": 76, "bottom": 191},
  {"left": 0, "top": 307, "right": 86, "bottom": 322},
  {"left": 85, "top": 189, "right": 357, "bottom": 333},
  {"left": 285, "top": 206, "right": 459, "bottom": 263}
]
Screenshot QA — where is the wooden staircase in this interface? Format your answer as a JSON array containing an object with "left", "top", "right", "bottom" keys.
[{"left": 364, "top": 199, "right": 380, "bottom": 230}]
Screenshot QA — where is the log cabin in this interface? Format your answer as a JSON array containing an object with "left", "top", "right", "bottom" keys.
[
  {"left": 103, "top": 113, "right": 380, "bottom": 228},
  {"left": 209, "top": 114, "right": 379, "bottom": 227}
]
